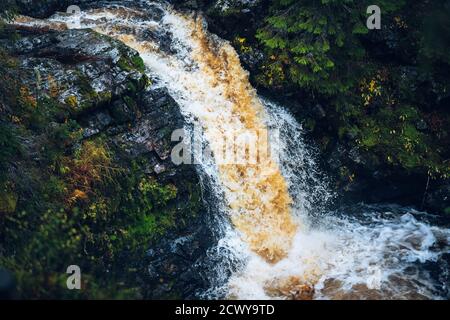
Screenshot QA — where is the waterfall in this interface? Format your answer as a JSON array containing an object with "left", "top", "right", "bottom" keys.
[
  {"left": 64, "top": 4, "right": 297, "bottom": 264},
  {"left": 13, "top": 1, "right": 450, "bottom": 300}
]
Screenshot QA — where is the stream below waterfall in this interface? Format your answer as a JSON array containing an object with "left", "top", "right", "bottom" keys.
[{"left": 13, "top": 1, "right": 450, "bottom": 300}]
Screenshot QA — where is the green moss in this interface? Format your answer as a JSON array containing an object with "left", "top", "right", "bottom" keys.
[
  {"left": 0, "top": 191, "right": 17, "bottom": 213},
  {"left": 127, "top": 81, "right": 137, "bottom": 94},
  {"left": 123, "top": 95, "right": 137, "bottom": 110},
  {"left": 70, "top": 72, "right": 113, "bottom": 111},
  {"left": 131, "top": 56, "right": 145, "bottom": 73},
  {"left": 0, "top": 27, "right": 202, "bottom": 299},
  {"left": 118, "top": 55, "right": 145, "bottom": 73},
  {"left": 65, "top": 95, "right": 78, "bottom": 108},
  {"left": 304, "top": 118, "right": 316, "bottom": 132},
  {"left": 98, "top": 91, "right": 112, "bottom": 102},
  {"left": 139, "top": 177, "right": 178, "bottom": 207},
  {"left": 0, "top": 123, "right": 20, "bottom": 178},
  {"left": 0, "top": 127, "right": 203, "bottom": 298}
]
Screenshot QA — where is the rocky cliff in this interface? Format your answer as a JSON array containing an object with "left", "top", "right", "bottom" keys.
[{"left": 0, "top": 16, "right": 213, "bottom": 298}]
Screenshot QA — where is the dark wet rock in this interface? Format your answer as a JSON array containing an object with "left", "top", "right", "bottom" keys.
[
  {"left": 80, "top": 110, "right": 113, "bottom": 138},
  {"left": 110, "top": 88, "right": 183, "bottom": 161},
  {"left": 107, "top": 86, "right": 214, "bottom": 298},
  {"left": 109, "top": 98, "right": 136, "bottom": 124},
  {"left": 111, "top": 89, "right": 215, "bottom": 298},
  {"left": 0, "top": 268, "right": 15, "bottom": 300},
  {"left": 153, "top": 163, "right": 166, "bottom": 174},
  {"left": 142, "top": 225, "right": 214, "bottom": 299},
  {"left": 415, "top": 119, "right": 428, "bottom": 131},
  {"left": 4, "top": 28, "right": 146, "bottom": 114},
  {"left": 327, "top": 144, "right": 345, "bottom": 171},
  {"left": 238, "top": 46, "right": 265, "bottom": 74},
  {"left": 425, "top": 184, "right": 450, "bottom": 214},
  {"left": 139, "top": 88, "right": 184, "bottom": 129},
  {"left": 325, "top": 142, "right": 430, "bottom": 206},
  {"left": 313, "top": 104, "right": 326, "bottom": 119}
]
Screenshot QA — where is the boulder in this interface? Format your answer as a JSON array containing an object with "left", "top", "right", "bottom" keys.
[
  {"left": 425, "top": 184, "right": 450, "bottom": 214},
  {"left": 4, "top": 28, "right": 146, "bottom": 114}
]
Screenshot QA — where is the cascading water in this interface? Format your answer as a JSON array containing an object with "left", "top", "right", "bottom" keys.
[{"left": 13, "top": 1, "right": 450, "bottom": 299}]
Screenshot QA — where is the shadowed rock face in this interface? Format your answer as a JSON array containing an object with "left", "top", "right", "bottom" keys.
[
  {"left": 0, "top": 268, "right": 15, "bottom": 299},
  {"left": 113, "top": 86, "right": 215, "bottom": 299}
]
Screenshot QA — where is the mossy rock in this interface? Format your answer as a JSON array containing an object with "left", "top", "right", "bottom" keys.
[
  {"left": 0, "top": 192, "right": 18, "bottom": 214},
  {"left": 118, "top": 56, "right": 146, "bottom": 73},
  {"left": 5, "top": 29, "right": 147, "bottom": 115}
]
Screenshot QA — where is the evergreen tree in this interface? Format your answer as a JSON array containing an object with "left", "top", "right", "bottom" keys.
[{"left": 256, "top": 0, "right": 406, "bottom": 95}]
